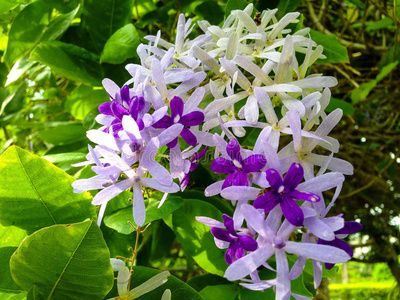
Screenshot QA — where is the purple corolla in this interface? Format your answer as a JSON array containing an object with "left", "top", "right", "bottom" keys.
[
  {"left": 152, "top": 96, "right": 204, "bottom": 148},
  {"left": 254, "top": 163, "right": 320, "bottom": 227},
  {"left": 211, "top": 139, "right": 266, "bottom": 189},
  {"left": 211, "top": 214, "right": 258, "bottom": 265},
  {"left": 317, "top": 221, "right": 362, "bottom": 269},
  {"left": 99, "top": 85, "right": 146, "bottom": 135}
]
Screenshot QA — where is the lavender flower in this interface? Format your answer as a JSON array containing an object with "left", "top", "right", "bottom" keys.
[
  {"left": 211, "top": 214, "right": 258, "bottom": 265},
  {"left": 253, "top": 163, "right": 320, "bottom": 226},
  {"left": 211, "top": 139, "right": 266, "bottom": 189},
  {"left": 152, "top": 96, "right": 204, "bottom": 148}
]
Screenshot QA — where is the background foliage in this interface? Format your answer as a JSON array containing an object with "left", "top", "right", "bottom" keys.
[{"left": 0, "top": 0, "right": 399, "bottom": 299}]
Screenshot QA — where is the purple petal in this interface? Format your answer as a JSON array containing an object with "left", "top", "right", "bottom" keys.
[
  {"left": 234, "top": 242, "right": 245, "bottom": 261},
  {"left": 211, "top": 157, "right": 237, "bottom": 174},
  {"left": 111, "top": 101, "right": 128, "bottom": 120},
  {"left": 211, "top": 227, "right": 233, "bottom": 243},
  {"left": 226, "top": 139, "right": 242, "bottom": 161},
  {"left": 238, "top": 235, "right": 258, "bottom": 251},
  {"left": 223, "top": 214, "right": 236, "bottom": 236},
  {"left": 275, "top": 250, "right": 290, "bottom": 300},
  {"left": 253, "top": 192, "right": 281, "bottom": 213},
  {"left": 242, "top": 154, "right": 267, "bottom": 173},
  {"left": 166, "top": 137, "right": 178, "bottom": 148},
  {"left": 232, "top": 172, "right": 249, "bottom": 186},
  {"left": 283, "top": 163, "right": 304, "bottom": 190},
  {"left": 99, "top": 102, "right": 113, "bottom": 115},
  {"left": 286, "top": 190, "right": 320, "bottom": 203},
  {"left": 225, "top": 242, "right": 238, "bottom": 265},
  {"left": 180, "top": 128, "right": 197, "bottom": 146},
  {"left": 153, "top": 115, "right": 173, "bottom": 129},
  {"left": 266, "top": 169, "right": 283, "bottom": 190},
  {"left": 170, "top": 96, "right": 184, "bottom": 118},
  {"left": 335, "top": 221, "right": 362, "bottom": 235},
  {"left": 281, "top": 197, "right": 304, "bottom": 226},
  {"left": 180, "top": 111, "right": 205, "bottom": 127},
  {"left": 222, "top": 173, "right": 238, "bottom": 189}
]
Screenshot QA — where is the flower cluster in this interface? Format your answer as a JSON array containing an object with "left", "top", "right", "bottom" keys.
[{"left": 73, "top": 4, "right": 361, "bottom": 299}]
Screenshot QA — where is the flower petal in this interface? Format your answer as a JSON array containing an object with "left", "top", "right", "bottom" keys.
[
  {"left": 254, "top": 192, "right": 281, "bottom": 213},
  {"left": 283, "top": 163, "right": 304, "bottom": 190},
  {"left": 180, "top": 128, "right": 197, "bottom": 146},
  {"left": 211, "top": 157, "right": 237, "bottom": 174},
  {"left": 180, "top": 111, "right": 205, "bottom": 127},
  {"left": 170, "top": 96, "right": 184, "bottom": 118},
  {"left": 243, "top": 154, "right": 267, "bottom": 173},
  {"left": 281, "top": 197, "right": 304, "bottom": 226}
]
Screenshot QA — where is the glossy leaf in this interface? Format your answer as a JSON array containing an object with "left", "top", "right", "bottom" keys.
[
  {"left": 0, "top": 146, "right": 95, "bottom": 233},
  {"left": 81, "top": 0, "right": 134, "bottom": 54},
  {"left": 0, "top": 224, "right": 26, "bottom": 247},
  {"left": 65, "top": 85, "right": 109, "bottom": 120},
  {"left": 200, "top": 284, "right": 238, "bottom": 300},
  {"left": 225, "top": 0, "right": 248, "bottom": 18},
  {"left": 4, "top": 2, "right": 52, "bottom": 67},
  {"left": 310, "top": 30, "right": 349, "bottom": 64},
  {"left": 100, "top": 24, "right": 140, "bottom": 64},
  {"left": 326, "top": 98, "right": 355, "bottom": 115},
  {"left": 104, "top": 196, "right": 183, "bottom": 234},
  {"left": 195, "top": 1, "right": 224, "bottom": 25},
  {"left": 171, "top": 199, "right": 227, "bottom": 276},
  {"left": 10, "top": 221, "right": 114, "bottom": 300},
  {"left": 30, "top": 41, "right": 103, "bottom": 86},
  {"left": 276, "top": 0, "right": 301, "bottom": 19},
  {"left": 38, "top": 122, "right": 87, "bottom": 145}
]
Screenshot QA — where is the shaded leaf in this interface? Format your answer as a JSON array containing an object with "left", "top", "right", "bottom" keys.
[
  {"left": 225, "top": 0, "right": 248, "bottom": 17},
  {"left": 195, "top": 1, "right": 224, "bottom": 25},
  {"left": 277, "top": 0, "right": 301, "bottom": 19},
  {"left": 104, "top": 196, "right": 183, "bottom": 235},
  {"left": 0, "top": 247, "right": 23, "bottom": 298},
  {"left": 10, "top": 221, "right": 114, "bottom": 300},
  {"left": 38, "top": 122, "right": 87, "bottom": 145},
  {"left": 310, "top": 30, "right": 349, "bottom": 63},
  {"left": 326, "top": 98, "right": 355, "bottom": 115},
  {"left": 171, "top": 199, "right": 227, "bottom": 276},
  {"left": 0, "top": 146, "right": 95, "bottom": 233},
  {"left": 30, "top": 41, "right": 102, "bottom": 86},
  {"left": 200, "top": 284, "right": 238, "bottom": 300}
]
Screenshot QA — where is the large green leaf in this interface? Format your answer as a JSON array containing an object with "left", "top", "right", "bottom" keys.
[
  {"left": 38, "top": 122, "right": 87, "bottom": 145},
  {"left": 225, "top": 0, "right": 248, "bottom": 17},
  {"left": 276, "top": 0, "right": 301, "bottom": 19},
  {"left": 4, "top": 2, "right": 52, "bottom": 67},
  {"left": 100, "top": 23, "right": 140, "bottom": 64},
  {"left": 65, "top": 85, "right": 109, "bottom": 120},
  {"left": 81, "top": 0, "right": 134, "bottom": 54},
  {"left": 10, "top": 221, "right": 114, "bottom": 300},
  {"left": 310, "top": 30, "right": 349, "bottom": 64},
  {"left": 0, "top": 146, "right": 95, "bottom": 233},
  {"left": 104, "top": 196, "right": 183, "bottom": 235},
  {"left": 0, "top": 247, "right": 24, "bottom": 299},
  {"left": 171, "top": 199, "right": 227, "bottom": 276},
  {"left": 30, "top": 41, "right": 103, "bottom": 86},
  {"left": 200, "top": 284, "right": 238, "bottom": 300},
  {"left": 326, "top": 98, "right": 355, "bottom": 115},
  {"left": 0, "top": 224, "right": 26, "bottom": 247},
  {"left": 128, "top": 266, "right": 204, "bottom": 300}
]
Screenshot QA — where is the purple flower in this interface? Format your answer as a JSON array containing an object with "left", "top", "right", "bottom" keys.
[
  {"left": 180, "top": 147, "right": 207, "bottom": 190},
  {"left": 99, "top": 85, "right": 146, "bottom": 136},
  {"left": 211, "top": 139, "right": 266, "bottom": 190},
  {"left": 317, "top": 221, "right": 362, "bottom": 269},
  {"left": 211, "top": 214, "right": 258, "bottom": 265},
  {"left": 254, "top": 163, "right": 320, "bottom": 226},
  {"left": 152, "top": 96, "right": 204, "bottom": 148}
]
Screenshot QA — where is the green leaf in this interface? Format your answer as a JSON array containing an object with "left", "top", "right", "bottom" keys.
[
  {"left": 291, "top": 274, "right": 314, "bottom": 298},
  {"left": 5, "top": 56, "right": 36, "bottom": 86},
  {"left": 65, "top": 85, "right": 109, "bottom": 120},
  {"left": 40, "top": 4, "right": 80, "bottom": 41},
  {"left": 100, "top": 23, "right": 140, "bottom": 64},
  {"left": 4, "top": 2, "right": 52, "bottom": 67},
  {"left": 131, "top": 0, "right": 157, "bottom": 19},
  {"left": 187, "top": 274, "right": 230, "bottom": 292},
  {"left": 0, "top": 146, "right": 95, "bottom": 233},
  {"left": 26, "top": 286, "right": 44, "bottom": 300},
  {"left": 326, "top": 98, "right": 355, "bottom": 115},
  {"left": 0, "top": 224, "right": 26, "bottom": 247},
  {"left": 41, "top": 0, "right": 80, "bottom": 13},
  {"left": 0, "top": 0, "right": 28, "bottom": 12},
  {"left": 239, "top": 287, "right": 275, "bottom": 299},
  {"left": 309, "top": 30, "right": 349, "bottom": 63},
  {"left": 0, "top": 247, "right": 24, "bottom": 298},
  {"left": 200, "top": 284, "right": 238, "bottom": 300},
  {"left": 276, "top": 0, "right": 301, "bottom": 19},
  {"left": 225, "top": 0, "right": 248, "bottom": 18},
  {"left": 195, "top": 1, "right": 224, "bottom": 25},
  {"left": 38, "top": 122, "right": 87, "bottom": 145},
  {"left": 129, "top": 266, "right": 204, "bottom": 300},
  {"left": 81, "top": 0, "right": 134, "bottom": 54},
  {"left": 376, "top": 61, "right": 399, "bottom": 82},
  {"left": 10, "top": 221, "right": 114, "bottom": 300},
  {"left": 347, "top": 0, "right": 365, "bottom": 9},
  {"left": 0, "top": 81, "right": 26, "bottom": 116},
  {"left": 30, "top": 41, "right": 103, "bottom": 86},
  {"left": 366, "top": 17, "right": 393, "bottom": 32},
  {"left": 42, "top": 152, "right": 87, "bottom": 165},
  {"left": 104, "top": 196, "right": 183, "bottom": 234},
  {"left": 171, "top": 199, "right": 227, "bottom": 276}
]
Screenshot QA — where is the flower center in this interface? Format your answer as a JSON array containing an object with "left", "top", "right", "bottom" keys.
[
  {"left": 278, "top": 185, "right": 285, "bottom": 194},
  {"left": 173, "top": 115, "right": 181, "bottom": 123},
  {"left": 273, "top": 236, "right": 286, "bottom": 249},
  {"left": 233, "top": 159, "right": 243, "bottom": 170}
]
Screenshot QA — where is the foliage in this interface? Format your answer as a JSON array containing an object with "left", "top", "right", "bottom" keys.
[{"left": 329, "top": 282, "right": 394, "bottom": 300}]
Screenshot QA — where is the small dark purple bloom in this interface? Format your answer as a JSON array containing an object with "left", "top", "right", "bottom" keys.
[
  {"left": 211, "top": 214, "right": 258, "bottom": 265},
  {"left": 211, "top": 139, "right": 266, "bottom": 189},
  {"left": 99, "top": 85, "right": 146, "bottom": 136},
  {"left": 254, "top": 163, "right": 320, "bottom": 227},
  {"left": 317, "top": 221, "right": 362, "bottom": 269},
  {"left": 180, "top": 147, "right": 208, "bottom": 189},
  {"left": 152, "top": 96, "right": 204, "bottom": 148}
]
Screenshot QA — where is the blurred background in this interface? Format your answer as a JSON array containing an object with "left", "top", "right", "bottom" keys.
[{"left": 0, "top": 0, "right": 399, "bottom": 298}]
